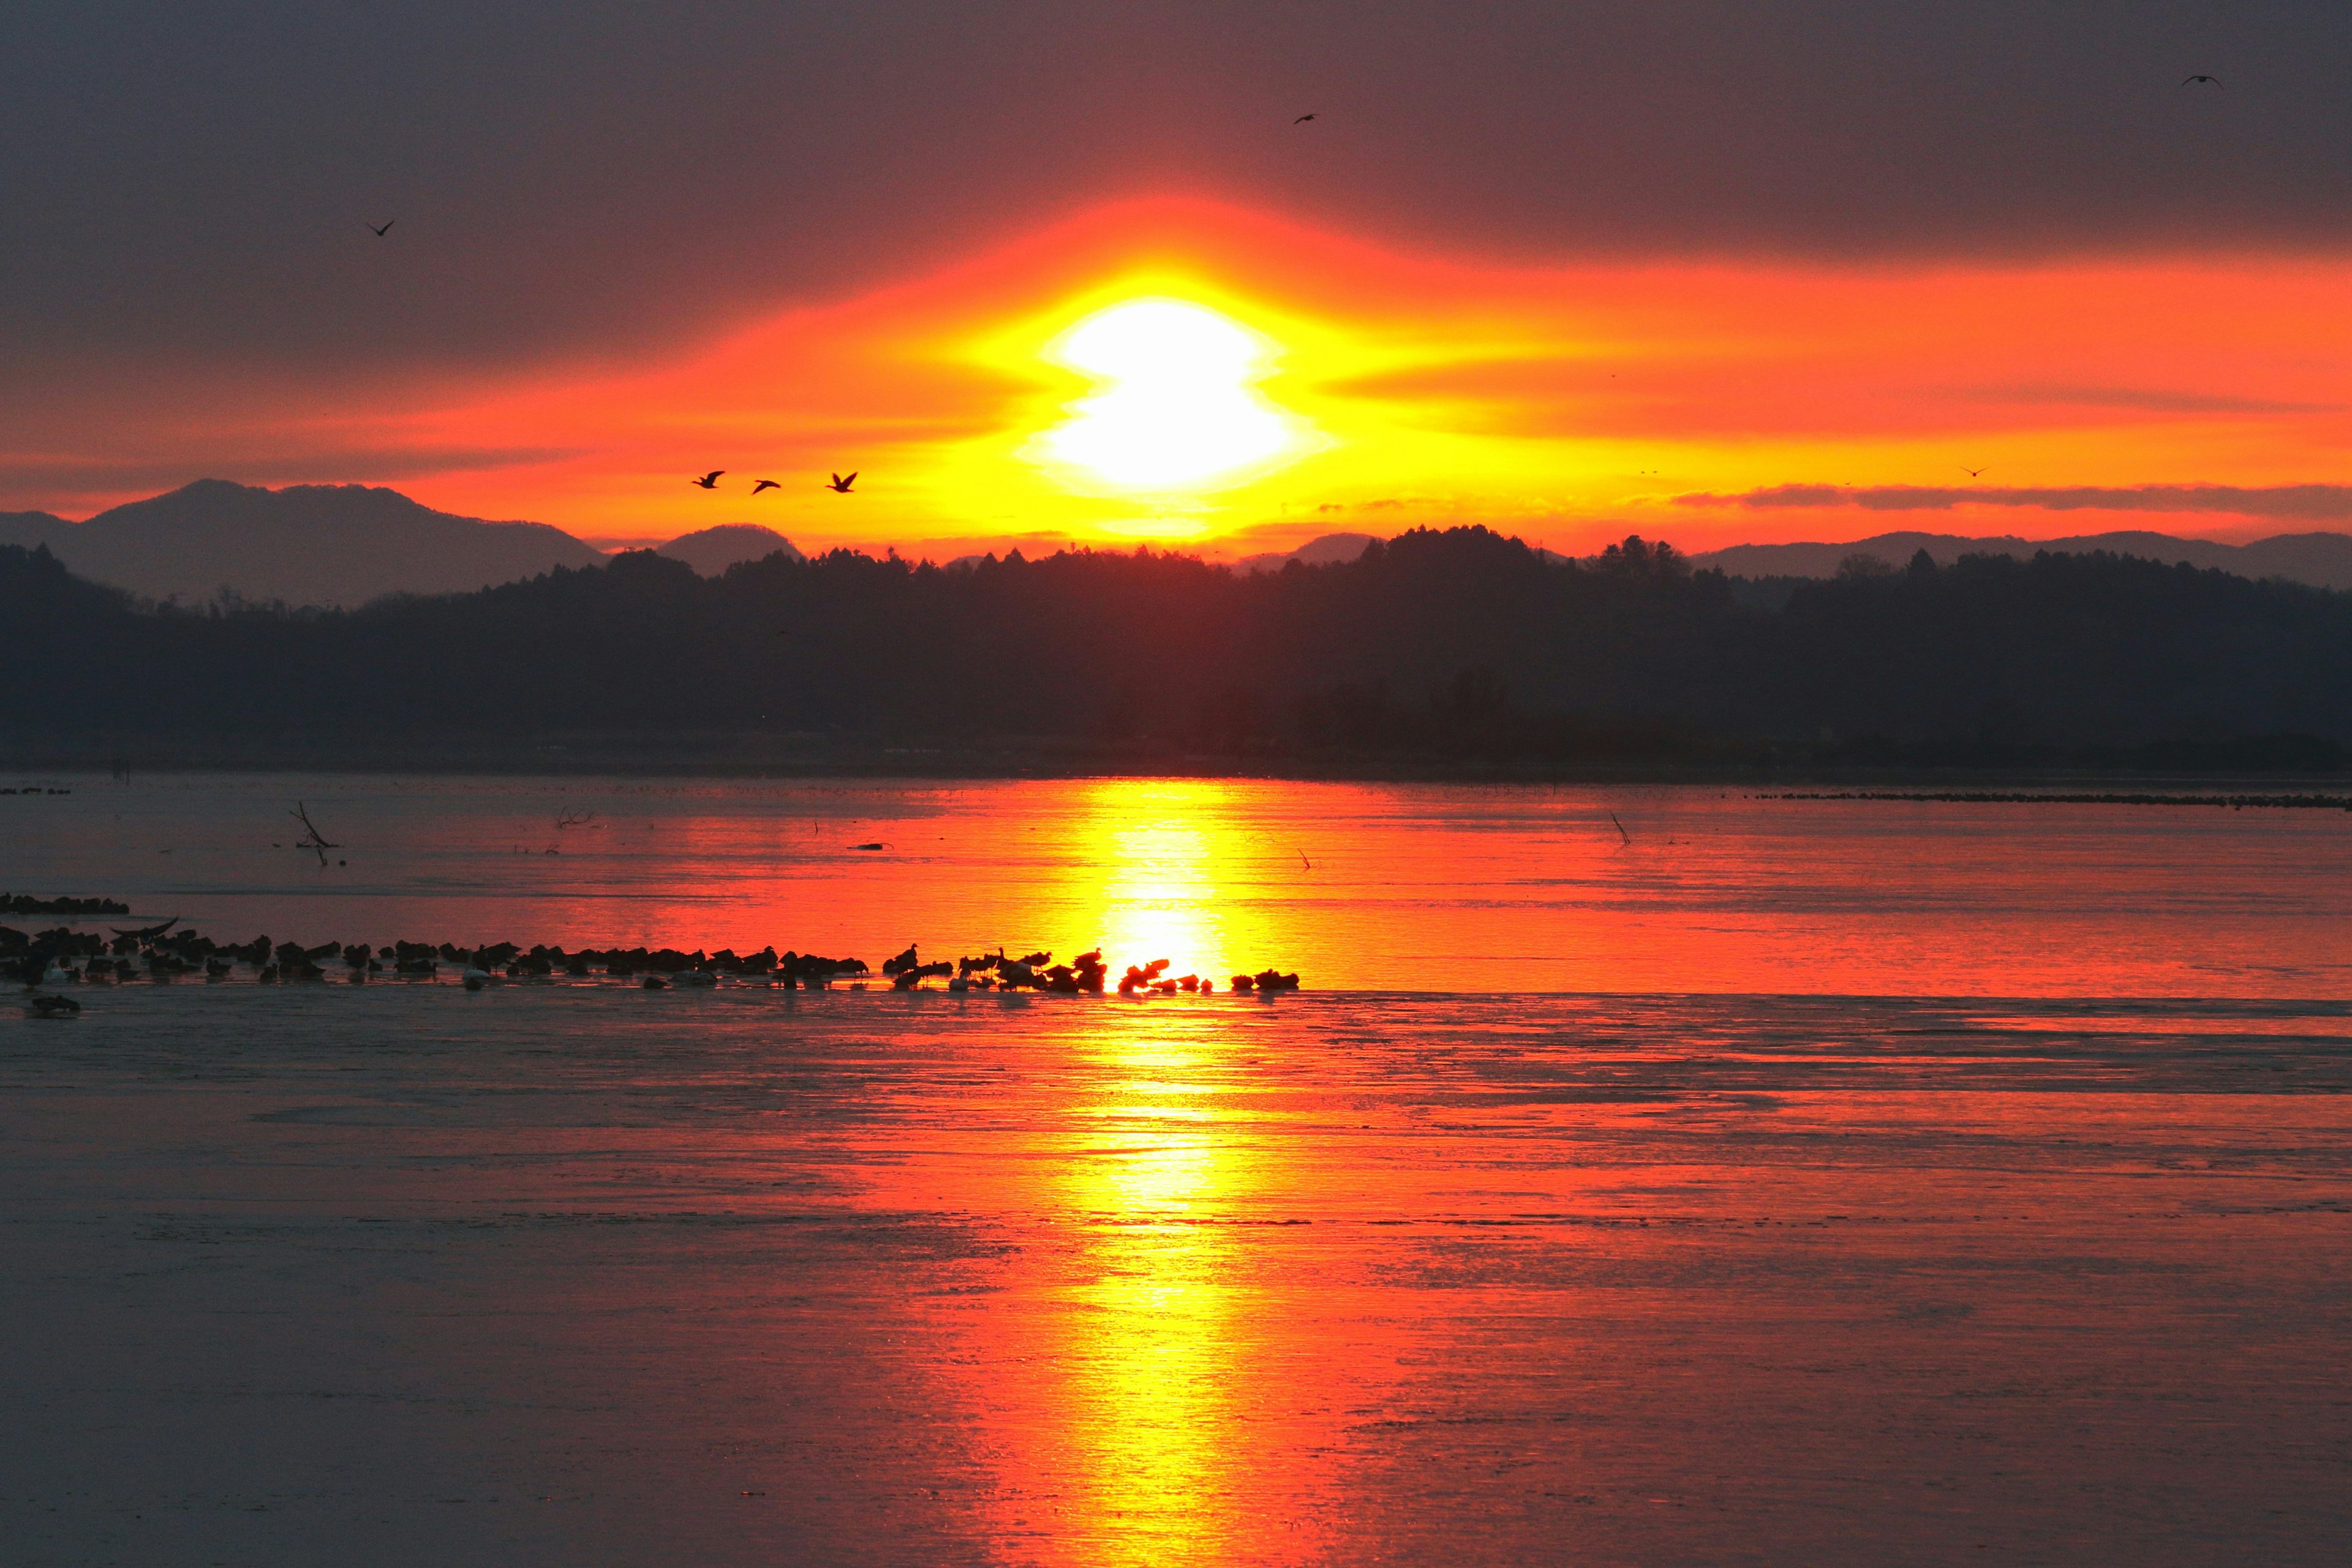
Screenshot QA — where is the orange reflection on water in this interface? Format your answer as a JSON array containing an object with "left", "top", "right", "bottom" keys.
[
  {"left": 1072, "top": 778, "right": 1284, "bottom": 988},
  {"left": 1059, "top": 1084, "right": 1251, "bottom": 1560},
  {"left": 968, "top": 998, "right": 1336, "bottom": 1562},
  {"left": 28, "top": 774, "right": 2352, "bottom": 995}
]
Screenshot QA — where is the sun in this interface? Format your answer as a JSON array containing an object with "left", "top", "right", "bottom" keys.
[{"left": 1027, "top": 298, "right": 1323, "bottom": 493}]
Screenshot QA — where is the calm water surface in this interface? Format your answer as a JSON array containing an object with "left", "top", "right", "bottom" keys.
[
  {"left": 4, "top": 774, "right": 2347, "bottom": 1564},
  {"left": 6, "top": 772, "right": 2350, "bottom": 993},
  {"left": 2, "top": 987, "right": 2345, "bottom": 1566}
]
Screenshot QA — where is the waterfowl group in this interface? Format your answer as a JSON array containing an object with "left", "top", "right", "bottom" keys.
[{"left": 7, "top": 919, "right": 1302, "bottom": 1003}]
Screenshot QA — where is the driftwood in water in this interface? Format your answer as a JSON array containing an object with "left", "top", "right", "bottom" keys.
[
  {"left": 108, "top": 917, "right": 179, "bottom": 941},
  {"left": 290, "top": 802, "right": 339, "bottom": 866}
]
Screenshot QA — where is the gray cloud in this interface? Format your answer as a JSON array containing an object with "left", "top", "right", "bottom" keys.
[
  {"left": 4, "top": 2, "right": 2350, "bottom": 382},
  {"left": 1675, "top": 483, "right": 2352, "bottom": 520},
  {"left": 0, "top": 444, "right": 580, "bottom": 507},
  {"left": 1958, "top": 383, "right": 2337, "bottom": 415}
]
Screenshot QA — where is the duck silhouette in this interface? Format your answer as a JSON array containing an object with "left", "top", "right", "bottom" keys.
[
  {"left": 827, "top": 472, "right": 858, "bottom": 493},
  {"left": 692, "top": 470, "right": 724, "bottom": 489}
]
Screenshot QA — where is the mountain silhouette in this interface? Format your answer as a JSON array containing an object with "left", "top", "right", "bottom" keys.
[
  {"left": 1234, "top": 532, "right": 1382, "bottom": 575},
  {"left": 0, "top": 510, "right": 75, "bottom": 556},
  {"left": 1692, "top": 529, "right": 2352, "bottom": 590},
  {"left": 655, "top": 524, "right": 805, "bottom": 576},
  {"left": 0, "top": 480, "right": 602, "bottom": 608}
]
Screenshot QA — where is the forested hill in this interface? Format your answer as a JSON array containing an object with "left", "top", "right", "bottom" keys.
[{"left": 6, "top": 529, "right": 2350, "bottom": 770}]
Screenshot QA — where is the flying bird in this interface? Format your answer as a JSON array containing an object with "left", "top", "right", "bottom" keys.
[
  {"left": 827, "top": 472, "right": 858, "bottom": 493},
  {"left": 1294, "top": 113, "right": 1316, "bottom": 124},
  {"left": 1962, "top": 466, "right": 1987, "bottom": 478},
  {"left": 2181, "top": 74, "right": 2220, "bottom": 88},
  {"left": 691, "top": 470, "right": 723, "bottom": 489},
  {"left": 750, "top": 479, "right": 781, "bottom": 494},
  {"left": 367, "top": 220, "right": 394, "bottom": 236}
]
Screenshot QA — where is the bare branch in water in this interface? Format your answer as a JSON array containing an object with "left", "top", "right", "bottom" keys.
[{"left": 291, "top": 802, "right": 339, "bottom": 867}]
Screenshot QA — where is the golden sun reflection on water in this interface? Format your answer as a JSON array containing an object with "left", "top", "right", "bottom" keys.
[
  {"left": 1015, "top": 781, "right": 1348, "bottom": 1558},
  {"left": 1062, "top": 1125, "right": 1244, "bottom": 1556},
  {"left": 998, "top": 780, "right": 1329, "bottom": 1568},
  {"left": 1071, "top": 778, "right": 1286, "bottom": 989},
  {"left": 1027, "top": 1010, "right": 1322, "bottom": 1567}
]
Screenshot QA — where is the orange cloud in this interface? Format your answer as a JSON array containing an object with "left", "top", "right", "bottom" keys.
[{"left": 21, "top": 198, "right": 2352, "bottom": 556}]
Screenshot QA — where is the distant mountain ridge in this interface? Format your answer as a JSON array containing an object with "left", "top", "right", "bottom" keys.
[
  {"left": 0, "top": 480, "right": 604, "bottom": 608},
  {"left": 12, "top": 484, "right": 2351, "bottom": 609},
  {"left": 1231, "top": 528, "right": 2352, "bottom": 586},
  {"left": 1690, "top": 529, "right": 2352, "bottom": 590},
  {"left": 1234, "top": 532, "right": 1382, "bottom": 574},
  {"left": 655, "top": 524, "right": 804, "bottom": 576},
  {"left": 0, "top": 510, "right": 75, "bottom": 554}
]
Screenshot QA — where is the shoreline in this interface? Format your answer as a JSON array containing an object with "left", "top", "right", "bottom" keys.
[{"left": 3, "top": 735, "right": 2348, "bottom": 789}]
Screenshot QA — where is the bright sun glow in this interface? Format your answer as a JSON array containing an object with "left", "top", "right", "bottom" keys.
[{"left": 1029, "top": 298, "right": 1321, "bottom": 492}]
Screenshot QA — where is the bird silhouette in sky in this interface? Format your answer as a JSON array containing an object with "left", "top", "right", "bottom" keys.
[
  {"left": 750, "top": 479, "right": 780, "bottom": 494},
  {"left": 1962, "top": 465, "right": 1987, "bottom": 478},
  {"left": 691, "top": 470, "right": 723, "bottom": 489},
  {"left": 367, "top": 220, "right": 394, "bottom": 236},
  {"left": 1294, "top": 112, "right": 1316, "bottom": 124},
  {"left": 2181, "top": 74, "right": 2221, "bottom": 88},
  {"left": 827, "top": 472, "right": 858, "bottom": 493}
]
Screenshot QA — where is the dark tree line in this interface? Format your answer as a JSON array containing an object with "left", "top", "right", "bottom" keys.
[{"left": 5, "top": 528, "right": 2349, "bottom": 769}]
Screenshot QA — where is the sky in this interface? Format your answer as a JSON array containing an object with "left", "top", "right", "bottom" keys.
[{"left": 7, "top": 2, "right": 2352, "bottom": 558}]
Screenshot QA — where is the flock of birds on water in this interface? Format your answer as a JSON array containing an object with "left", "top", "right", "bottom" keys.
[{"left": 9, "top": 919, "right": 1300, "bottom": 1019}]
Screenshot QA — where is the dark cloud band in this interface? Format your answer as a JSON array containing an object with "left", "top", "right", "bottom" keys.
[
  {"left": 1675, "top": 484, "right": 2352, "bottom": 521},
  {"left": 6, "top": 2, "right": 2352, "bottom": 378}
]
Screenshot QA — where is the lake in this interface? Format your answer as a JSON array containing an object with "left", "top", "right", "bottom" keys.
[
  {"left": 2, "top": 774, "right": 2347, "bottom": 1565},
  {"left": 6, "top": 772, "right": 2351, "bottom": 994}
]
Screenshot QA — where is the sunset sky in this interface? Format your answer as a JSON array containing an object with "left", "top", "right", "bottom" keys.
[{"left": 8, "top": 2, "right": 2352, "bottom": 559}]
